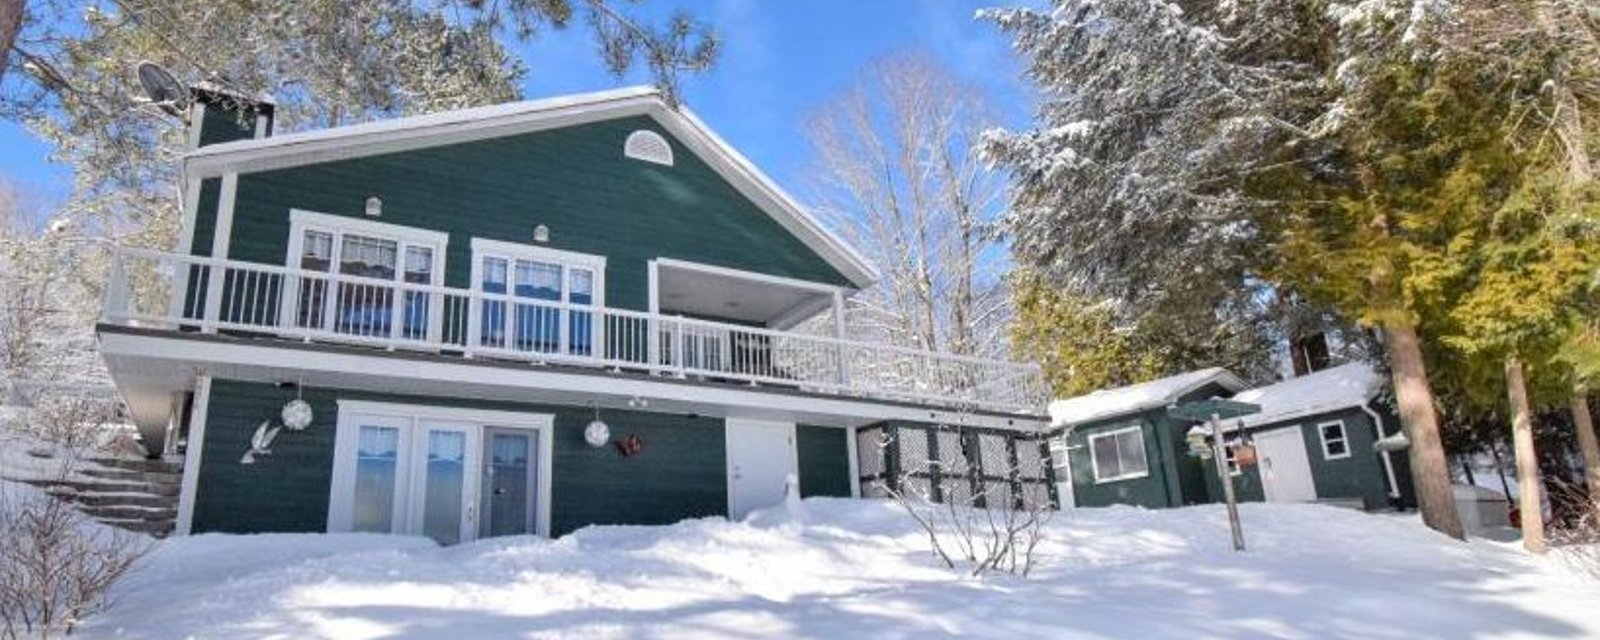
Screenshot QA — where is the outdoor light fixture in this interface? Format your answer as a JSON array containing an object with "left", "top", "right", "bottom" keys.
[
  {"left": 584, "top": 401, "right": 610, "bottom": 447},
  {"left": 533, "top": 224, "right": 550, "bottom": 243},
  {"left": 281, "top": 379, "right": 312, "bottom": 431},
  {"left": 364, "top": 196, "right": 382, "bottom": 217}
]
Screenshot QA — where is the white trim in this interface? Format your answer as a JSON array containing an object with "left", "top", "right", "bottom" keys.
[
  {"left": 328, "top": 399, "right": 555, "bottom": 539},
  {"left": 185, "top": 102, "right": 205, "bottom": 151},
  {"left": 290, "top": 209, "right": 451, "bottom": 249},
  {"left": 654, "top": 257, "right": 846, "bottom": 295},
  {"left": 174, "top": 373, "right": 212, "bottom": 535},
  {"left": 1087, "top": 424, "right": 1150, "bottom": 484},
  {"left": 98, "top": 330, "right": 1046, "bottom": 431},
  {"left": 1360, "top": 403, "right": 1401, "bottom": 498},
  {"left": 1317, "top": 419, "right": 1352, "bottom": 460},
  {"left": 200, "top": 173, "right": 238, "bottom": 331},
  {"left": 180, "top": 87, "right": 878, "bottom": 289},
  {"left": 846, "top": 425, "right": 861, "bottom": 498}
]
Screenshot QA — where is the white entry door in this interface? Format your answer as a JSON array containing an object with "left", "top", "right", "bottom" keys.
[
  {"left": 1255, "top": 427, "right": 1317, "bottom": 503},
  {"left": 726, "top": 418, "right": 797, "bottom": 520},
  {"left": 410, "top": 420, "right": 479, "bottom": 546}
]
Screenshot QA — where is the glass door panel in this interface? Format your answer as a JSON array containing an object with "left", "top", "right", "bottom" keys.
[
  {"left": 413, "top": 423, "right": 474, "bottom": 545},
  {"left": 513, "top": 260, "right": 562, "bottom": 353},
  {"left": 480, "top": 429, "right": 537, "bottom": 538},
  {"left": 568, "top": 268, "right": 594, "bottom": 356},
  {"left": 296, "top": 230, "right": 335, "bottom": 330},
  {"left": 401, "top": 246, "right": 433, "bottom": 340},
  {"left": 350, "top": 415, "right": 410, "bottom": 534},
  {"left": 480, "top": 257, "right": 509, "bottom": 349},
  {"left": 336, "top": 234, "right": 398, "bottom": 337}
]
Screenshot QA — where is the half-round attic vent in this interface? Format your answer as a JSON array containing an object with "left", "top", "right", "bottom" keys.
[{"left": 624, "top": 130, "right": 674, "bottom": 166}]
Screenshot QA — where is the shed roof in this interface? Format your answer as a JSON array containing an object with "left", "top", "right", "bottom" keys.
[
  {"left": 1231, "top": 362, "right": 1384, "bottom": 429},
  {"left": 1048, "top": 367, "right": 1247, "bottom": 428}
]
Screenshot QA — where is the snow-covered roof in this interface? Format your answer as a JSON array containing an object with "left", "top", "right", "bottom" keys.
[
  {"left": 179, "top": 86, "right": 878, "bottom": 289},
  {"left": 1231, "top": 362, "right": 1383, "bottom": 429},
  {"left": 1048, "top": 367, "right": 1247, "bottom": 428}
]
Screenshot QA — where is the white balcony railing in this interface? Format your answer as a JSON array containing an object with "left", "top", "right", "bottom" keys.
[{"left": 100, "top": 246, "right": 1048, "bottom": 415}]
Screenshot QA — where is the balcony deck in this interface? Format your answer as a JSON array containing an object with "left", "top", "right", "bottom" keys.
[{"left": 100, "top": 246, "right": 1048, "bottom": 416}]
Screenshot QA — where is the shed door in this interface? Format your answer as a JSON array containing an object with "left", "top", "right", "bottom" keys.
[
  {"left": 1255, "top": 426, "right": 1317, "bottom": 503},
  {"left": 726, "top": 418, "right": 797, "bottom": 520}
]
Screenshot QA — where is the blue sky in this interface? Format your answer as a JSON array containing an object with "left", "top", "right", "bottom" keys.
[{"left": 0, "top": 0, "right": 1032, "bottom": 209}]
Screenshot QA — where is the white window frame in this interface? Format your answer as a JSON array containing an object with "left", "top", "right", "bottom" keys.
[
  {"left": 326, "top": 400, "right": 555, "bottom": 540},
  {"left": 468, "top": 237, "right": 607, "bottom": 354},
  {"left": 1223, "top": 441, "right": 1244, "bottom": 477},
  {"left": 1318, "top": 420, "right": 1351, "bottom": 460},
  {"left": 1087, "top": 424, "right": 1150, "bottom": 484},
  {"left": 282, "top": 209, "right": 450, "bottom": 340}
]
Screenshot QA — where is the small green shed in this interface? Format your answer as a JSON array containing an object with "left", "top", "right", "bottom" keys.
[{"left": 1049, "top": 363, "right": 1415, "bottom": 512}]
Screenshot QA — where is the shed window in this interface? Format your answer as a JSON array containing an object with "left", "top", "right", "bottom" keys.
[
  {"left": 1089, "top": 425, "right": 1149, "bottom": 483},
  {"left": 1319, "top": 421, "right": 1351, "bottom": 460}
]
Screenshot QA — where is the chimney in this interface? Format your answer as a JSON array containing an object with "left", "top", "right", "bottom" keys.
[
  {"left": 188, "top": 83, "right": 275, "bottom": 149},
  {"left": 1289, "top": 332, "right": 1331, "bottom": 377}
]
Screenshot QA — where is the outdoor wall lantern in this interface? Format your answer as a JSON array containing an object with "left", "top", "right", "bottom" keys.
[
  {"left": 533, "top": 224, "right": 550, "bottom": 243},
  {"left": 584, "top": 402, "right": 610, "bottom": 448},
  {"left": 364, "top": 196, "right": 382, "bottom": 217}
]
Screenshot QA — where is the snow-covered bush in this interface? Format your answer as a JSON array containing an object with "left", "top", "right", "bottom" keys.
[
  {"left": 0, "top": 484, "right": 148, "bottom": 639},
  {"left": 1549, "top": 481, "right": 1600, "bottom": 580},
  {"left": 872, "top": 425, "right": 1054, "bottom": 578}
]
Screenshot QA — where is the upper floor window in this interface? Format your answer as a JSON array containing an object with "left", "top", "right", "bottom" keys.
[
  {"left": 470, "top": 238, "right": 606, "bottom": 356},
  {"left": 284, "top": 209, "right": 449, "bottom": 340},
  {"left": 624, "top": 130, "right": 674, "bottom": 166}
]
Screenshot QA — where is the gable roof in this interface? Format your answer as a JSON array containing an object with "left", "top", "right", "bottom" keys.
[
  {"left": 1048, "top": 367, "right": 1248, "bottom": 428},
  {"left": 1231, "top": 362, "right": 1383, "bottom": 429},
  {"left": 181, "top": 86, "right": 878, "bottom": 289}
]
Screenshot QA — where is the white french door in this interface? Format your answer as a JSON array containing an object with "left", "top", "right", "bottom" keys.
[{"left": 330, "top": 402, "right": 554, "bottom": 544}]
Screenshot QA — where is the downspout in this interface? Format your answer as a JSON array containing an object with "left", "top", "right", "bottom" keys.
[{"left": 1361, "top": 402, "right": 1402, "bottom": 499}]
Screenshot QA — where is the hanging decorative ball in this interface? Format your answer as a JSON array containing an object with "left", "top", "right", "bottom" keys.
[
  {"left": 584, "top": 419, "right": 610, "bottom": 447},
  {"left": 281, "top": 398, "right": 314, "bottom": 431}
]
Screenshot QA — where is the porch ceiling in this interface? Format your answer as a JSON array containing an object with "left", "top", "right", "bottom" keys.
[{"left": 655, "top": 260, "right": 840, "bottom": 329}]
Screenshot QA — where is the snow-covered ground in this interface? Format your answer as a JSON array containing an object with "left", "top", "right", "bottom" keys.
[{"left": 83, "top": 500, "right": 1598, "bottom": 640}]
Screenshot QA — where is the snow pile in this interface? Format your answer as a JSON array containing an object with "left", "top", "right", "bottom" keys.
[
  {"left": 78, "top": 500, "right": 1600, "bottom": 639},
  {"left": 1232, "top": 362, "right": 1383, "bottom": 428},
  {"left": 1049, "top": 367, "right": 1245, "bottom": 427}
]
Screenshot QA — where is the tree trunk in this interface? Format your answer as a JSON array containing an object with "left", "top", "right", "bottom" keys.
[
  {"left": 0, "top": 0, "right": 24, "bottom": 87},
  {"left": 1505, "top": 355, "right": 1545, "bottom": 553},
  {"left": 1382, "top": 323, "right": 1464, "bottom": 539},
  {"left": 1571, "top": 389, "right": 1600, "bottom": 514}
]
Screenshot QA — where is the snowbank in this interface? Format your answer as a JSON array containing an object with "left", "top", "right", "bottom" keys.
[{"left": 76, "top": 499, "right": 1600, "bottom": 639}]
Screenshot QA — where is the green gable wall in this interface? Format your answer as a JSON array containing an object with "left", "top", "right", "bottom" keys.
[
  {"left": 191, "top": 378, "right": 729, "bottom": 537},
  {"left": 795, "top": 424, "right": 852, "bottom": 498},
  {"left": 1060, "top": 412, "right": 1176, "bottom": 509},
  {"left": 217, "top": 116, "right": 851, "bottom": 311},
  {"left": 1200, "top": 407, "right": 1399, "bottom": 510}
]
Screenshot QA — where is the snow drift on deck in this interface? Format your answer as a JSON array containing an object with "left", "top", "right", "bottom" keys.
[{"left": 80, "top": 499, "right": 1598, "bottom": 639}]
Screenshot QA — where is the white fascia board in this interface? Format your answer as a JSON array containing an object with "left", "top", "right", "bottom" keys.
[
  {"left": 99, "top": 331, "right": 1044, "bottom": 432},
  {"left": 179, "top": 86, "right": 878, "bottom": 291}
]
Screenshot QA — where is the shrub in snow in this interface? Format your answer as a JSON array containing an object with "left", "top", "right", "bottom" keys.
[
  {"left": 0, "top": 483, "right": 148, "bottom": 639},
  {"left": 870, "top": 426, "right": 1054, "bottom": 578}
]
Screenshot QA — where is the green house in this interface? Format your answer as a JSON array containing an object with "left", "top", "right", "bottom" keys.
[
  {"left": 1049, "top": 364, "right": 1414, "bottom": 511},
  {"left": 95, "top": 87, "right": 1051, "bottom": 542}
]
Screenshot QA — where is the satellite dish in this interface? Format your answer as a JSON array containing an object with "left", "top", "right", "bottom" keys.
[{"left": 136, "top": 61, "right": 187, "bottom": 117}]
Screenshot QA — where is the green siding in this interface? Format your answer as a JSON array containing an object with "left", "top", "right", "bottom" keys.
[
  {"left": 221, "top": 116, "right": 851, "bottom": 310},
  {"left": 1063, "top": 413, "right": 1176, "bottom": 509},
  {"left": 1201, "top": 408, "right": 1398, "bottom": 510},
  {"left": 795, "top": 424, "right": 851, "bottom": 498},
  {"left": 192, "top": 379, "right": 728, "bottom": 537}
]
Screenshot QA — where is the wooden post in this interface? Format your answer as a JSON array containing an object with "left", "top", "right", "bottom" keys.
[
  {"left": 1211, "top": 413, "right": 1245, "bottom": 552},
  {"left": 1570, "top": 389, "right": 1600, "bottom": 516}
]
